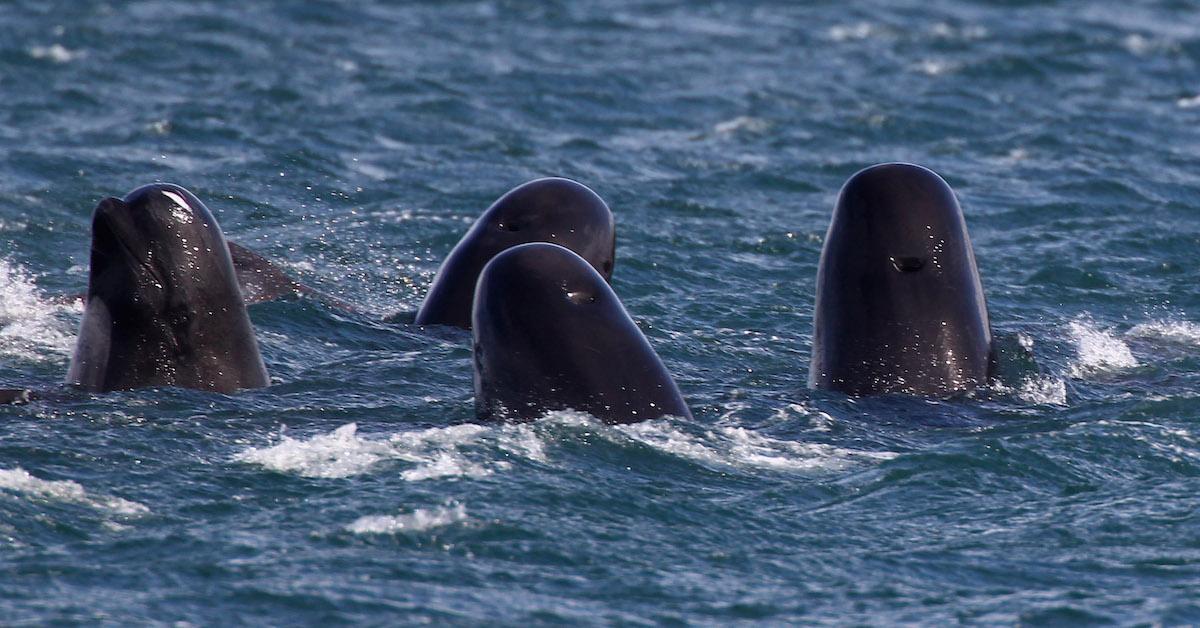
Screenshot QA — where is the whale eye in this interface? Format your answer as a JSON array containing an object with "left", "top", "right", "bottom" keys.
[{"left": 890, "top": 256, "right": 925, "bottom": 273}]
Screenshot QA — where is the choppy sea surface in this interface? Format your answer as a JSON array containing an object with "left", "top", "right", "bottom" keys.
[{"left": 2, "top": 0, "right": 1199, "bottom": 624}]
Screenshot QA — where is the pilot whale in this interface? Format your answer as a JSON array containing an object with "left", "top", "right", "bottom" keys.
[
  {"left": 67, "top": 183, "right": 270, "bottom": 393},
  {"left": 472, "top": 243, "right": 691, "bottom": 424},
  {"left": 415, "top": 177, "right": 616, "bottom": 329},
  {"left": 809, "top": 163, "right": 992, "bottom": 396}
]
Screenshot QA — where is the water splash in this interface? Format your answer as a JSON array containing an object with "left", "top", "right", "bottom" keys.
[
  {"left": 235, "top": 413, "right": 894, "bottom": 480},
  {"left": 0, "top": 259, "right": 78, "bottom": 363},
  {"left": 828, "top": 22, "right": 876, "bottom": 41},
  {"left": 1128, "top": 320, "right": 1200, "bottom": 347},
  {"left": 346, "top": 503, "right": 468, "bottom": 535},
  {"left": 1067, "top": 318, "right": 1138, "bottom": 377},
  {"left": 232, "top": 423, "right": 397, "bottom": 479},
  {"left": 993, "top": 376, "right": 1068, "bottom": 406},
  {"left": 234, "top": 422, "right": 525, "bottom": 480},
  {"left": 28, "top": 44, "right": 83, "bottom": 63},
  {"left": 713, "top": 116, "right": 769, "bottom": 136},
  {"left": 615, "top": 419, "right": 896, "bottom": 473},
  {"left": 0, "top": 468, "right": 148, "bottom": 516}
]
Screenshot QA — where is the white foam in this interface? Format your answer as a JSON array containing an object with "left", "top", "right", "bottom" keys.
[
  {"left": 390, "top": 424, "right": 496, "bottom": 481},
  {"left": 616, "top": 420, "right": 896, "bottom": 473},
  {"left": 28, "top": 44, "right": 82, "bottom": 63},
  {"left": 350, "top": 160, "right": 389, "bottom": 181},
  {"left": 930, "top": 23, "right": 987, "bottom": 40},
  {"left": 994, "top": 376, "right": 1068, "bottom": 406},
  {"left": 713, "top": 116, "right": 769, "bottom": 135},
  {"left": 913, "top": 59, "right": 955, "bottom": 76},
  {"left": 233, "top": 423, "right": 397, "bottom": 479},
  {"left": 237, "top": 412, "right": 894, "bottom": 481},
  {"left": 1123, "top": 34, "right": 1154, "bottom": 55},
  {"left": 1128, "top": 320, "right": 1200, "bottom": 346},
  {"left": 828, "top": 22, "right": 875, "bottom": 41},
  {"left": 346, "top": 503, "right": 467, "bottom": 535},
  {"left": 1067, "top": 318, "right": 1138, "bottom": 377},
  {"left": 767, "top": 402, "right": 836, "bottom": 432},
  {"left": 1020, "top": 376, "right": 1067, "bottom": 405},
  {"left": 0, "top": 468, "right": 149, "bottom": 516},
  {"left": 400, "top": 451, "right": 491, "bottom": 482},
  {"left": 1178, "top": 95, "right": 1200, "bottom": 109},
  {"left": 0, "top": 258, "right": 78, "bottom": 362},
  {"left": 235, "top": 422, "right": 527, "bottom": 480},
  {"left": 495, "top": 424, "right": 549, "bottom": 463}
]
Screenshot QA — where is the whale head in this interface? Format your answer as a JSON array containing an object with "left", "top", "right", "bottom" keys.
[
  {"left": 471, "top": 242, "right": 689, "bottom": 423},
  {"left": 415, "top": 177, "right": 616, "bottom": 328},
  {"left": 810, "top": 163, "right": 992, "bottom": 396},
  {"left": 69, "top": 183, "right": 267, "bottom": 392}
]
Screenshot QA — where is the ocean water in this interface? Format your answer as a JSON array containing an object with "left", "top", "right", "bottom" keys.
[{"left": 1, "top": 0, "right": 1199, "bottom": 624}]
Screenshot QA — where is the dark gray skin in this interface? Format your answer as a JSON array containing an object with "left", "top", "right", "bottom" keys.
[
  {"left": 809, "top": 163, "right": 992, "bottom": 396},
  {"left": 67, "top": 184, "right": 270, "bottom": 393},
  {"left": 0, "top": 389, "right": 31, "bottom": 404},
  {"left": 56, "top": 242, "right": 355, "bottom": 311},
  {"left": 228, "top": 241, "right": 305, "bottom": 304},
  {"left": 227, "top": 241, "right": 357, "bottom": 311},
  {"left": 415, "top": 177, "right": 616, "bottom": 329},
  {"left": 473, "top": 243, "right": 691, "bottom": 424}
]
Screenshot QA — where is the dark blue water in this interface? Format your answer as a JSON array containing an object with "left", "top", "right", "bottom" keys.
[{"left": 2, "top": 0, "right": 1200, "bottom": 624}]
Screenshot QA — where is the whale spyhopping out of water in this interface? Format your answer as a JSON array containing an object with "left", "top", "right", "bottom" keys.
[
  {"left": 810, "top": 163, "right": 992, "bottom": 396},
  {"left": 67, "top": 184, "right": 270, "bottom": 393},
  {"left": 472, "top": 243, "right": 690, "bottom": 424},
  {"left": 416, "top": 177, "right": 616, "bottom": 329}
]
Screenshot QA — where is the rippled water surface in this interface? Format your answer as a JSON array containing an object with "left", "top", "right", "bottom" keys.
[{"left": 2, "top": 0, "right": 1200, "bottom": 624}]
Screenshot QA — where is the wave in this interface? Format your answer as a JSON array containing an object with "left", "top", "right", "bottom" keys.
[
  {"left": 0, "top": 467, "right": 148, "bottom": 517},
  {"left": 234, "top": 412, "right": 895, "bottom": 480},
  {"left": 346, "top": 503, "right": 468, "bottom": 535},
  {"left": 1127, "top": 320, "right": 1200, "bottom": 347},
  {"left": 233, "top": 422, "right": 514, "bottom": 480},
  {"left": 0, "top": 258, "right": 79, "bottom": 364},
  {"left": 993, "top": 375, "right": 1068, "bottom": 406},
  {"left": 28, "top": 44, "right": 83, "bottom": 63},
  {"left": 1066, "top": 318, "right": 1138, "bottom": 377},
  {"left": 616, "top": 420, "right": 896, "bottom": 472}
]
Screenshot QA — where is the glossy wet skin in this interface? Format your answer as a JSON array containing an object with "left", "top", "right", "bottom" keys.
[
  {"left": 415, "top": 177, "right": 616, "bottom": 329},
  {"left": 809, "top": 163, "right": 992, "bottom": 396},
  {"left": 472, "top": 243, "right": 690, "bottom": 424},
  {"left": 67, "top": 184, "right": 269, "bottom": 393}
]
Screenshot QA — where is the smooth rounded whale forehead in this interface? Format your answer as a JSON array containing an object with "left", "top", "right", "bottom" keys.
[
  {"left": 836, "top": 163, "right": 962, "bottom": 225},
  {"left": 485, "top": 177, "right": 613, "bottom": 231},
  {"left": 121, "top": 183, "right": 217, "bottom": 227},
  {"left": 90, "top": 183, "right": 229, "bottom": 279},
  {"left": 479, "top": 242, "right": 607, "bottom": 303}
]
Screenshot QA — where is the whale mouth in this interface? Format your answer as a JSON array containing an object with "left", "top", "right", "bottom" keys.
[
  {"left": 93, "top": 198, "right": 168, "bottom": 289},
  {"left": 890, "top": 256, "right": 925, "bottom": 273}
]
